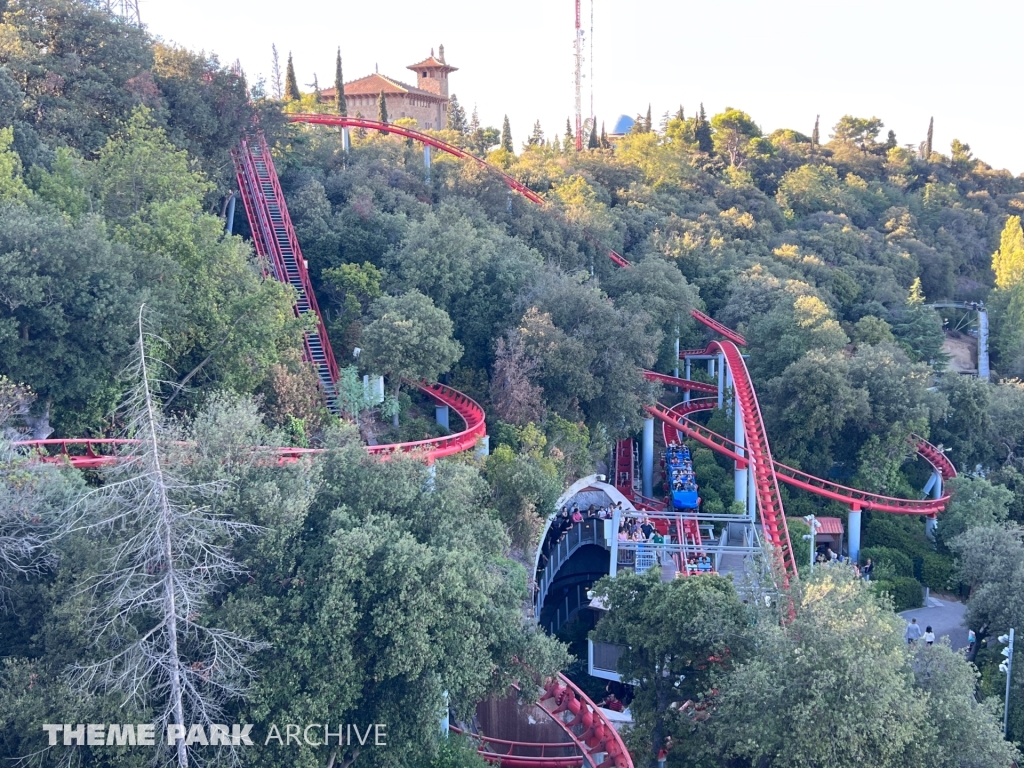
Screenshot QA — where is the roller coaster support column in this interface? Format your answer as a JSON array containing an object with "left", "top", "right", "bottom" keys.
[
  {"left": 926, "top": 471, "right": 942, "bottom": 538},
  {"left": 848, "top": 504, "right": 861, "bottom": 565},
  {"left": 734, "top": 400, "right": 748, "bottom": 509},
  {"left": 225, "top": 192, "right": 236, "bottom": 235},
  {"left": 747, "top": 459, "right": 757, "bottom": 521},
  {"left": 684, "top": 357, "right": 692, "bottom": 403},
  {"left": 642, "top": 417, "right": 655, "bottom": 498},
  {"left": 609, "top": 506, "right": 622, "bottom": 577},
  {"left": 342, "top": 127, "right": 351, "bottom": 152},
  {"left": 979, "top": 307, "right": 990, "bottom": 380},
  {"left": 424, "top": 144, "right": 431, "bottom": 182},
  {"left": 674, "top": 336, "right": 680, "bottom": 391},
  {"left": 435, "top": 404, "right": 449, "bottom": 430},
  {"left": 717, "top": 353, "right": 725, "bottom": 409}
]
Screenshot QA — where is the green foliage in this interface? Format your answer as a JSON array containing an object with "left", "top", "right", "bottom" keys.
[
  {"left": 993, "top": 215, "right": 1024, "bottom": 290},
  {"left": 284, "top": 51, "right": 300, "bottom": 100},
  {"left": 938, "top": 475, "right": 1012, "bottom": 545},
  {"left": 334, "top": 48, "right": 347, "bottom": 116},
  {"left": 859, "top": 546, "right": 914, "bottom": 579},
  {"left": 377, "top": 90, "right": 388, "bottom": 123},
  {"left": 871, "top": 575, "right": 924, "bottom": 611},
  {"left": 0, "top": 126, "right": 29, "bottom": 201},
  {"left": 500, "top": 115, "right": 513, "bottom": 153},
  {"left": 919, "top": 552, "right": 955, "bottom": 591}
]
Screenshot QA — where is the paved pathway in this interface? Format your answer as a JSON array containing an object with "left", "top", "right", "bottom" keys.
[{"left": 899, "top": 595, "right": 968, "bottom": 650}]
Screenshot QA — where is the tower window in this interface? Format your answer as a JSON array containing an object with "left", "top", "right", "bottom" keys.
[{"left": 423, "top": 71, "right": 428, "bottom": 77}]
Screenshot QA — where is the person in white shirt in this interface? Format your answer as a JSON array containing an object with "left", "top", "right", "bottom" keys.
[{"left": 924, "top": 626, "right": 935, "bottom": 646}]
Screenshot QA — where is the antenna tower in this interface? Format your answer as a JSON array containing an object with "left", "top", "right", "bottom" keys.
[
  {"left": 105, "top": 0, "right": 142, "bottom": 26},
  {"left": 574, "top": 0, "right": 584, "bottom": 151}
]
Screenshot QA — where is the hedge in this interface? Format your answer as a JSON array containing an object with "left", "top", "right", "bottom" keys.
[
  {"left": 860, "top": 546, "right": 914, "bottom": 579},
  {"left": 919, "top": 553, "right": 955, "bottom": 591},
  {"left": 871, "top": 576, "right": 924, "bottom": 612}
]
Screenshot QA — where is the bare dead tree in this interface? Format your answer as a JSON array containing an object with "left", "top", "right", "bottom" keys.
[
  {"left": 64, "top": 307, "right": 264, "bottom": 767},
  {"left": 491, "top": 329, "right": 545, "bottom": 426}
]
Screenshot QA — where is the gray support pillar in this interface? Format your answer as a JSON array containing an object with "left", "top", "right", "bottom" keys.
[
  {"left": 848, "top": 507, "right": 862, "bottom": 564},
  {"left": 926, "top": 472, "right": 942, "bottom": 538},
  {"left": 979, "top": 308, "right": 990, "bottom": 381},
  {"left": 475, "top": 436, "right": 490, "bottom": 460},
  {"left": 224, "top": 193, "right": 236, "bottom": 235},
  {"left": 435, "top": 404, "right": 449, "bottom": 430},
  {"left": 642, "top": 418, "right": 655, "bottom": 498},
  {"left": 424, "top": 144, "right": 431, "bottom": 182},
  {"left": 717, "top": 353, "right": 725, "bottom": 409},
  {"left": 748, "top": 458, "right": 757, "bottom": 521},
  {"left": 609, "top": 507, "right": 622, "bottom": 577},
  {"left": 708, "top": 358, "right": 715, "bottom": 378},
  {"left": 734, "top": 402, "right": 747, "bottom": 507},
  {"left": 342, "top": 127, "right": 351, "bottom": 152},
  {"left": 674, "top": 336, "right": 680, "bottom": 387}
]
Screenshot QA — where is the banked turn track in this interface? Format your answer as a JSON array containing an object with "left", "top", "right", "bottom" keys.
[{"left": 12, "top": 115, "right": 958, "bottom": 765}]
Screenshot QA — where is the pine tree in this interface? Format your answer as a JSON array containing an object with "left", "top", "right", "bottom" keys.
[
  {"left": 377, "top": 90, "right": 388, "bottom": 123},
  {"left": 271, "top": 44, "right": 282, "bottom": 100},
  {"left": 811, "top": 114, "right": 820, "bottom": 148},
  {"left": 994, "top": 215, "right": 1024, "bottom": 290},
  {"left": 284, "top": 52, "right": 300, "bottom": 101},
  {"left": 588, "top": 122, "right": 598, "bottom": 149},
  {"left": 925, "top": 116, "right": 934, "bottom": 159},
  {"left": 528, "top": 119, "right": 544, "bottom": 146},
  {"left": 675, "top": 105, "right": 685, "bottom": 122},
  {"left": 501, "top": 115, "right": 513, "bottom": 153},
  {"left": 644, "top": 104, "right": 652, "bottom": 133},
  {"left": 563, "top": 117, "right": 573, "bottom": 153},
  {"left": 885, "top": 129, "right": 897, "bottom": 150},
  {"left": 334, "top": 48, "right": 347, "bottom": 116},
  {"left": 469, "top": 106, "right": 480, "bottom": 133},
  {"left": 600, "top": 121, "right": 609, "bottom": 149},
  {"left": 311, "top": 74, "right": 321, "bottom": 104},
  {"left": 695, "top": 103, "right": 713, "bottom": 153},
  {"left": 447, "top": 94, "right": 467, "bottom": 133}
]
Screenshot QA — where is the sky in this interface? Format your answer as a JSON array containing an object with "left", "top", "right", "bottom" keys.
[{"left": 142, "top": 0, "right": 1024, "bottom": 174}]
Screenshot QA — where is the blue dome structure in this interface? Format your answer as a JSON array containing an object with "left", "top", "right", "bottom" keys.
[{"left": 610, "top": 114, "right": 634, "bottom": 135}]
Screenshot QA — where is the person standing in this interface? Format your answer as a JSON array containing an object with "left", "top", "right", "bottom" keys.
[
  {"left": 862, "top": 558, "right": 873, "bottom": 581},
  {"left": 905, "top": 618, "right": 924, "bottom": 645},
  {"left": 924, "top": 626, "right": 935, "bottom": 646}
]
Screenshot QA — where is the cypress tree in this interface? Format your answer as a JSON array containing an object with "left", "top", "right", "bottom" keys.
[
  {"left": 588, "top": 122, "right": 598, "bottom": 149},
  {"left": 501, "top": 115, "right": 513, "bottom": 153},
  {"left": 675, "top": 105, "right": 685, "bottom": 121},
  {"left": 695, "top": 103, "right": 713, "bottom": 153},
  {"left": 600, "top": 121, "right": 609, "bottom": 149},
  {"left": 271, "top": 44, "right": 282, "bottom": 100},
  {"left": 284, "top": 52, "right": 300, "bottom": 101},
  {"left": 334, "top": 48, "right": 347, "bottom": 116},
  {"left": 644, "top": 104, "right": 652, "bottom": 133},
  {"left": 563, "top": 117, "right": 573, "bottom": 153},
  {"left": 925, "top": 116, "right": 934, "bottom": 158},
  {"left": 811, "top": 114, "right": 820, "bottom": 148},
  {"left": 377, "top": 90, "right": 388, "bottom": 123}
]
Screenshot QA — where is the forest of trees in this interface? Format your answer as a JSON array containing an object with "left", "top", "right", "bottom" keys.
[{"left": 3, "top": 1, "right": 1024, "bottom": 766}]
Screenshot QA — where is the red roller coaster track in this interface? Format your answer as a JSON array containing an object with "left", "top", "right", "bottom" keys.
[{"left": 12, "top": 115, "right": 957, "bottom": 767}]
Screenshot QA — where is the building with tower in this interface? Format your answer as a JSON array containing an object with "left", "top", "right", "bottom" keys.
[{"left": 321, "top": 46, "right": 456, "bottom": 130}]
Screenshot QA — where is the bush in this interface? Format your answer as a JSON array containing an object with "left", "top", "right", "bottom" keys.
[
  {"left": 862, "top": 514, "right": 933, "bottom": 560},
  {"left": 860, "top": 546, "right": 914, "bottom": 579},
  {"left": 872, "top": 576, "right": 923, "bottom": 612},
  {"left": 919, "top": 552, "right": 955, "bottom": 591}
]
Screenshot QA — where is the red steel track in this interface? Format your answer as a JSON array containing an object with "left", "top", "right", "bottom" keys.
[{"left": 13, "top": 117, "right": 956, "bottom": 765}]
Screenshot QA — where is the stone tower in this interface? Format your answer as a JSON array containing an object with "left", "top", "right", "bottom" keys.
[{"left": 407, "top": 45, "right": 458, "bottom": 100}]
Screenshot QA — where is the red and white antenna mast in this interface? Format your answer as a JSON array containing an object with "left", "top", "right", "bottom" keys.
[{"left": 574, "top": 0, "right": 584, "bottom": 151}]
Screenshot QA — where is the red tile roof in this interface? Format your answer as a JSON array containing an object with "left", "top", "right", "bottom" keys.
[
  {"left": 320, "top": 74, "right": 445, "bottom": 101},
  {"left": 407, "top": 56, "right": 458, "bottom": 72},
  {"left": 815, "top": 517, "right": 845, "bottom": 536}
]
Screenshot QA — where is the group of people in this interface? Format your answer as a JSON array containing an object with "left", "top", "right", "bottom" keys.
[
  {"left": 904, "top": 618, "right": 936, "bottom": 646},
  {"left": 618, "top": 514, "right": 664, "bottom": 544},
  {"left": 686, "top": 555, "right": 714, "bottom": 573},
  {"left": 666, "top": 443, "right": 696, "bottom": 492}
]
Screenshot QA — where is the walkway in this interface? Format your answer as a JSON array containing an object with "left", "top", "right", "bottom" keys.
[{"left": 899, "top": 595, "right": 968, "bottom": 651}]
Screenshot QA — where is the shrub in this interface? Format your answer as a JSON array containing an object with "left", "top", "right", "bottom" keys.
[
  {"left": 860, "top": 546, "right": 914, "bottom": 579},
  {"left": 872, "top": 576, "right": 923, "bottom": 612},
  {"left": 919, "top": 552, "right": 955, "bottom": 591},
  {"left": 862, "top": 513, "right": 934, "bottom": 560}
]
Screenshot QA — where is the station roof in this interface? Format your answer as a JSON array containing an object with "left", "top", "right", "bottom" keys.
[{"left": 610, "top": 114, "right": 635, "bottom": 135}]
